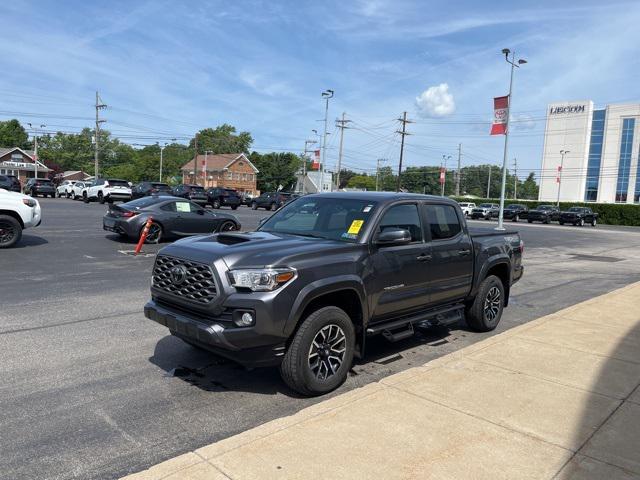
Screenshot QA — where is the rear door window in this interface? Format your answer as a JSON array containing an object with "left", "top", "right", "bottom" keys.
[{"left": 425, "top": 204, "right": 461, "bottom": 240}]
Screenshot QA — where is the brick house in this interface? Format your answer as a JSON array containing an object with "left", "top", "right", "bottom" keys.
[
  {"left": 54, "top": 170, "right": 93, "bottom": 183},
  {"left": 0, "top": 147, "right": 51, "bottom": 183},
  {"left": 181, "top": 153, "right": 259, "bottom": 196}
]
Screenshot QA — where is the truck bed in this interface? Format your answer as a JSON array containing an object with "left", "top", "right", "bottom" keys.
[{"left": 468, "top": 226, "right": 519, "bottom": 238}]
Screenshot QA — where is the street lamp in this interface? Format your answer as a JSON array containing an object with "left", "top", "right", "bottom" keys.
[
  {"left": 441, "top": 154, "right": 451, "bottom": 196},
  {"left": 556, "top": 149, "right": 569, "bottom": 206},
  {"left": 27, "top": 123, "right": 46, "bottom": 179},
  {"left": 320, "top": 89, "right": 334, "bottom": 193},
  {"left": 496, "top": 48, "right": 527, "bottom": 231}
]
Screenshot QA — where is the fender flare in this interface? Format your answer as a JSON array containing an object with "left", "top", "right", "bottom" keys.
[
  {"left": 470, "top": 255, "right": 511, "bottom": 300},
  {"left": 283, "top": 275, "right": 368, "bottom": 337}
]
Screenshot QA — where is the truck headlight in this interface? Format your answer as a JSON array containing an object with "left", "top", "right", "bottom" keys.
[
  {"left": 22, "top": 198, "right": 36, "bottom": 207},
  {"left": 229, "top": 268, "right": 296, "bottom": 291}
]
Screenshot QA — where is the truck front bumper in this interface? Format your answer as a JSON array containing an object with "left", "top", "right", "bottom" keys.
[{"left": 144, "top": 300, "right": 286, "bottom": 367}]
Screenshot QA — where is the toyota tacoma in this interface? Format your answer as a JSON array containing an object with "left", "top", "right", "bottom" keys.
[{"left": 145, "top": 193, "right": 524, "bottom": 395}]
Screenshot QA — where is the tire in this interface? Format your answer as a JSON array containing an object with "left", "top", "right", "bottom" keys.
[
  {"left": 218, "top": 220, "right": 237, "bottom": 232},
  {"left": 251, "top": 202, "right": 257, "bottom": 210},
  {"left": 0, "top": 214, "right": 22, "bottom": 248},
  {"left": 144, "top": 222, "right": 163, "bottom": 244},
  {"left": 544, "top": 218, "right": 550, "bottom": 224},
  {"left": 591, "top": 218, "right": 597, "bottom": 227},
  {"left": 212, "top": 199, "right": 221, "bottom": 209},
  {"left": 72, "top": 192, "right": 77, "bottom": 200},
  {"left": 527, "top": 219, "right": 533, "bottom": 223},
  {"left": 280, "top": 306, "right": 355, "bottom": 396},
  {"left": 66, "top": 191, "right": 71, "bottom": 199},
  {"left": 56, "top": 191, "right": 61, "bottom": 198},
  {"left": 270, "top": 202, "right": 277, "bottom": 211},
  {"left": 50, "top": 193, "right": 55, "bottom": 198},
  {"left": 579, "top": 218, "right": 585, "bottom": 227},
  {"left": 231, "top": 205, "right": 238, "bottom": 210},
  {"left": 83, "top": 193, "right": 89, "bottom": 203},
  {"left": 513, "top": 214, "right": 519, "bottom": 222},
  {"left": 98, "top": 192, "right": 105, "bottom": 204},
  {"left": 465, "top": 275, "right": 505, "bottom": 332},
  {"left": 559, "top": 221, "right": 564, "bottom": 225}
]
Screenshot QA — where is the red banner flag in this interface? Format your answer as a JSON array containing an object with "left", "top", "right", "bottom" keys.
[
  {"left": 312, "top": 149, "right": 320, "bottom": 170},
  {"left": 490, "top": 96, "right": 509, "bottom": 135},
  {"left": 439, "top": 167, "right": 446, "bottom": 184}
]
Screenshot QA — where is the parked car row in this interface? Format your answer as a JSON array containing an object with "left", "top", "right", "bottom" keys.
[{"left": 461, "top": 201, "right": 599, "bottom": 227}]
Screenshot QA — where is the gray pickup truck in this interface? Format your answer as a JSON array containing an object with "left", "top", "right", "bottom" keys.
[{"left": 145, "top": 193, "right": 524, "bottom": 395}]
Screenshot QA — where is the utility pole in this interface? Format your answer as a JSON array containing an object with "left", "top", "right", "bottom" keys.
[
  {"left": 335, "top": 112, "right": 351, "bottom": 189},
  {"left": 203, "top": 150, "right": 213, "bottom": 187},
  {"left": 28, "top": 123, "right": 46, "bottom": 179},
  {"left": 455, "top": 143, "right": 462, "bottom": 196},
  {"left": 487, "top": 165, "right": 492, "bottom": 198},
  {"left": 376, "top": 158, "right": 388, "bottom": 191},
  {"left": 302, "top": 139, "right": 317, "bottom": 194},
  {"left": 191, "top": 132, "right": 198, "bottom": 184},
  {"left": 512, "top": 158, "right": 518, "bottom": 199},
  {"left": 94, "top": 91, "right": 107, "bottom": 179},
  {"left": 396, "top": 111, "right": 412, "bottom": 192},
  {"left": 321, "top": 89, "right": 334, "bottom": 193}
]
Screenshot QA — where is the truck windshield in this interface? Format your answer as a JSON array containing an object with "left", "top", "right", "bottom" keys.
[{"left": 259, "top": 197, "right": 378, "bottom": 243}]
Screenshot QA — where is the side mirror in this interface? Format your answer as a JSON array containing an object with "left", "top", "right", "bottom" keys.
[
  {"left": 197, "top": 209, "right": 205, "bottom": 215},
  {"left": 375, "top": 228, "right": 412, "bottom": 246}
]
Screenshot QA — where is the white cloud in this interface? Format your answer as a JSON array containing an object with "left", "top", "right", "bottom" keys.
[{"left": 415, "top": 83, "right": 455, "bottom": 118}]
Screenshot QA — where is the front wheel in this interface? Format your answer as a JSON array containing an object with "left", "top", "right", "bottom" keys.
[
  {"left": 83, "top": 193, "right": 89, "bottom": 203},
  {"left": 465, "top": 275, "right": 505, "bottom": 332},
  {"left": 231, "top": 205, "right": 238, "bottom": 210},
  {"left": 98, "top": 192, "right": 105, "bottom": 204},
  {"left": 270, "top": 202, "right": 277, "bottom": 211},
  {"left": 280, "top": 306, "right": 355, "bottom": 396},
  {"left": 251, "top": 202, "right": 257, "bottom": 210},
  {"left": 218, "top": 220, "right": 237, "bottom": 232},
  {"left": 592, "top": 218, "right": 597, "bottom": 227},
  {"left": 144, "top": 222, "right": 163, "bottom": 244},
  {"left": 513, "top": 214, "right": 519, "bottom": 222},
  {"left": 559, "top": 221, "right": 564, "bottom": 225},
  {"left": 578, "top": 218, "right": 585, "bottom": 227},
  {"left": 212, "top": 199, "right": 221, "bottom": 209},
  {"left": 0, "top": 215, "right": 22, "bottom": 248}
]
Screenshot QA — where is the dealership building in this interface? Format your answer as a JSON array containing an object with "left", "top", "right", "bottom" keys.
[{"left": 538, "top": 101, "right": 640, "bottom": 204}]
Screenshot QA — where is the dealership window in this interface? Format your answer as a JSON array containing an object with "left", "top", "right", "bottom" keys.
[
  {"left": 615, "top": 118, "right": 635, "bottom": 202},
  {"left": 635, "top": 143, "right": 640, "bottom": 204},
  {"left": 584, "top": 109, "right": 605, "bottom": 202}
]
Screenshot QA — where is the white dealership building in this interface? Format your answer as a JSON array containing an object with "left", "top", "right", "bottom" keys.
[{"left": 538, "top": 101, "right": 640, "bottom": 204}]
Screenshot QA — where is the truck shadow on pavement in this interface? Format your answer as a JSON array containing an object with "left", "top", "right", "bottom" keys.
[{"left": 149, "top": 325, "right": 456, "bottom": 398}]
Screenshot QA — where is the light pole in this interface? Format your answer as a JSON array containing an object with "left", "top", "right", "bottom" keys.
[
  {"left": 376, "top": 158, "right": 388, "bottom": 191},
  {"left": 496, "top": 48, "right": 527, "bottom": 231},
  {"left": 441, "top": 154, "right": 451, "bottom": 196},
  {"left": 320, "top": 89, "right": 334, "bottom": 193},
  {"left": 28, "top": 123, "right": 46, "bottom": 179},
  {"left": 556, "top": 149, "right": 569, "bottom": 206},
  {"left": 302, "top": 139, "right": 317, "bottom": 194}
]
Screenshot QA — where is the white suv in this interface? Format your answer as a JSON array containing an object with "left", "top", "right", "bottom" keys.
[
  {"left": 458, "top": 202, "right": 476, "bottom": 217},
  {"left": 83, "top": 178, "right": 132, "bottom": 204},
  {"left": 56, "top": 180, "right": 76, "bottom": 198},
  {"left": 0, "top": 188, "right": 42, "bottom": 248}
]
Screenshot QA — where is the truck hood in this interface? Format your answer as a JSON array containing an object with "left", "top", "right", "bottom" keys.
[{"left": 157, "top": 231, "right": 358, "bottom": 269}]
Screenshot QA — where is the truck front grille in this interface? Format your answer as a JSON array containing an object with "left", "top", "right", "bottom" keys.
[{"left": 152, "top": 255, "right": 217, "bottom": 304}]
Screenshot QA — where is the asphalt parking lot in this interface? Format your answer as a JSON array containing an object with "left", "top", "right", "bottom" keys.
[{"left": 2, "top": 197, "right": 640, "bottom": 480}]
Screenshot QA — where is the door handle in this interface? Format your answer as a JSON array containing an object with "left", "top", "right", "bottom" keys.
[
  {"left": 458, "top": 249, "right": 471, "bottom": 256},
  {"left": 416, "top": 253, "right": 432, "bottom": 261}
]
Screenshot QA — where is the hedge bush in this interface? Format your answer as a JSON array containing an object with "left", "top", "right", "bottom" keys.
[{"left": 451, "top": 197, "right": 640, "bottom": 227}]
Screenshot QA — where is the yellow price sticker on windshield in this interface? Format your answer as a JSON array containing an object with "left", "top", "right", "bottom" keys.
[{"left": 347, "top": 219, "right": 364, "bottom": 235}]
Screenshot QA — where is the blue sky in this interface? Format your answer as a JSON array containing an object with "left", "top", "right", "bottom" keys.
[{"left": 1, "top": 0, "right": 639, "bottom": 179}]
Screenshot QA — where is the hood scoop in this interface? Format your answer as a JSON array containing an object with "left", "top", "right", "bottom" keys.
[{"left": 215, "top": 233, "right": 254, "bottom": 245}]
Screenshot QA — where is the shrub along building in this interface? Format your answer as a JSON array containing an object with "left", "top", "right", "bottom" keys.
[
  {"left": 0, "top": 147, "right": 51, "bottom": 183},
  {"left": 181, "top": 153, "right": 259, "bottom": 196}
]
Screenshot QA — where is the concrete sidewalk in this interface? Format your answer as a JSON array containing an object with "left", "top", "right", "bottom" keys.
[{"left": 123, "top": 283, "right": 640, "bottom": 480}]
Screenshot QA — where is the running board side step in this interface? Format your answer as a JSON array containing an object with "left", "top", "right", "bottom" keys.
[{"left": 366, "top": 303, "right": 465, "bottom": 339}]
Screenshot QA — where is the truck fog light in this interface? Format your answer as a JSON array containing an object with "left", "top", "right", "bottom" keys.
[{"left": 235, "top": 312, "right": 255, "bottom": 327}]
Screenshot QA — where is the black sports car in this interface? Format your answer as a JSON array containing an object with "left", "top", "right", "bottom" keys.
[{"left": 102, "top": 196, "right": 240, "bottom": 243}]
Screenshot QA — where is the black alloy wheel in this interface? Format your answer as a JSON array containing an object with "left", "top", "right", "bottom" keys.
[
  {"left": 0, "top": 215, "right": 22, "bottom": 248},
  {"left": 218, "top": 220, "right": 237, "bottom": 232}
]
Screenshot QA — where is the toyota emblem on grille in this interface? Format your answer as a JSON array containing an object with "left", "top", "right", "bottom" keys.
[{"left": 169, "top": 265, "right": 187, "bottom": 285}]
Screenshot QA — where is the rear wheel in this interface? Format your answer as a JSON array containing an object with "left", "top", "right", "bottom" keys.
[
  {"left": 65, "top": 191, "right": 71, "bottom": 199},
  {"left": 0, "top": 215, "right": 22, "bottom": 248},
  {"left": 465, "top": 275, "right": 505, "bottom": 332},
  {"left": 591, "top": 218, "right": 597, "bottom": 227},
  {"left": 513, "top": 214, "right": 520, "bottom": 222},
  {"left": 98, "top": 192, "right": 105, "bottom": 204},
  {"left": 270, "top": 202, "right": 277, "bottom": 211},
  {"left": 83, "top": 192, "right": 89, "bottom": 203},
  {"left": 231, "top": 205, "right": 238, "bottom": 210},
  {"left": 144, "top": 222, "right": 163, "bottom": 244},
  {"left": 280, "top": 306, "right": 355, "bottom": 396},
  {"left": 251, "top": 202, "right": 257, "bottom": 210},
  {"left": 527, "top": 219, "right": 533, "bottom": 223},
  {"left": 578, "top": 218, "right": 585, "bottom": 227},
  {"left": 559, "top": 220, "right": 564, "bottom": 225},
  {"left": 212, "top": 199, "right": 221, "bottom": 209}
]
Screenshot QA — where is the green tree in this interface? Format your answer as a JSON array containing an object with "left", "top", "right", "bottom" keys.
[
  {"left": 249, "top": 151, "right": 301, "bottom": 192},
  {"left": 519, "top": 172, "right": 539, "bottom": 200},
  {"left": 0, "top": 119, "right": 30, "bottom": 149},
  {"left": 190, "top": 124, "right": 253, "bottom": 154}
]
